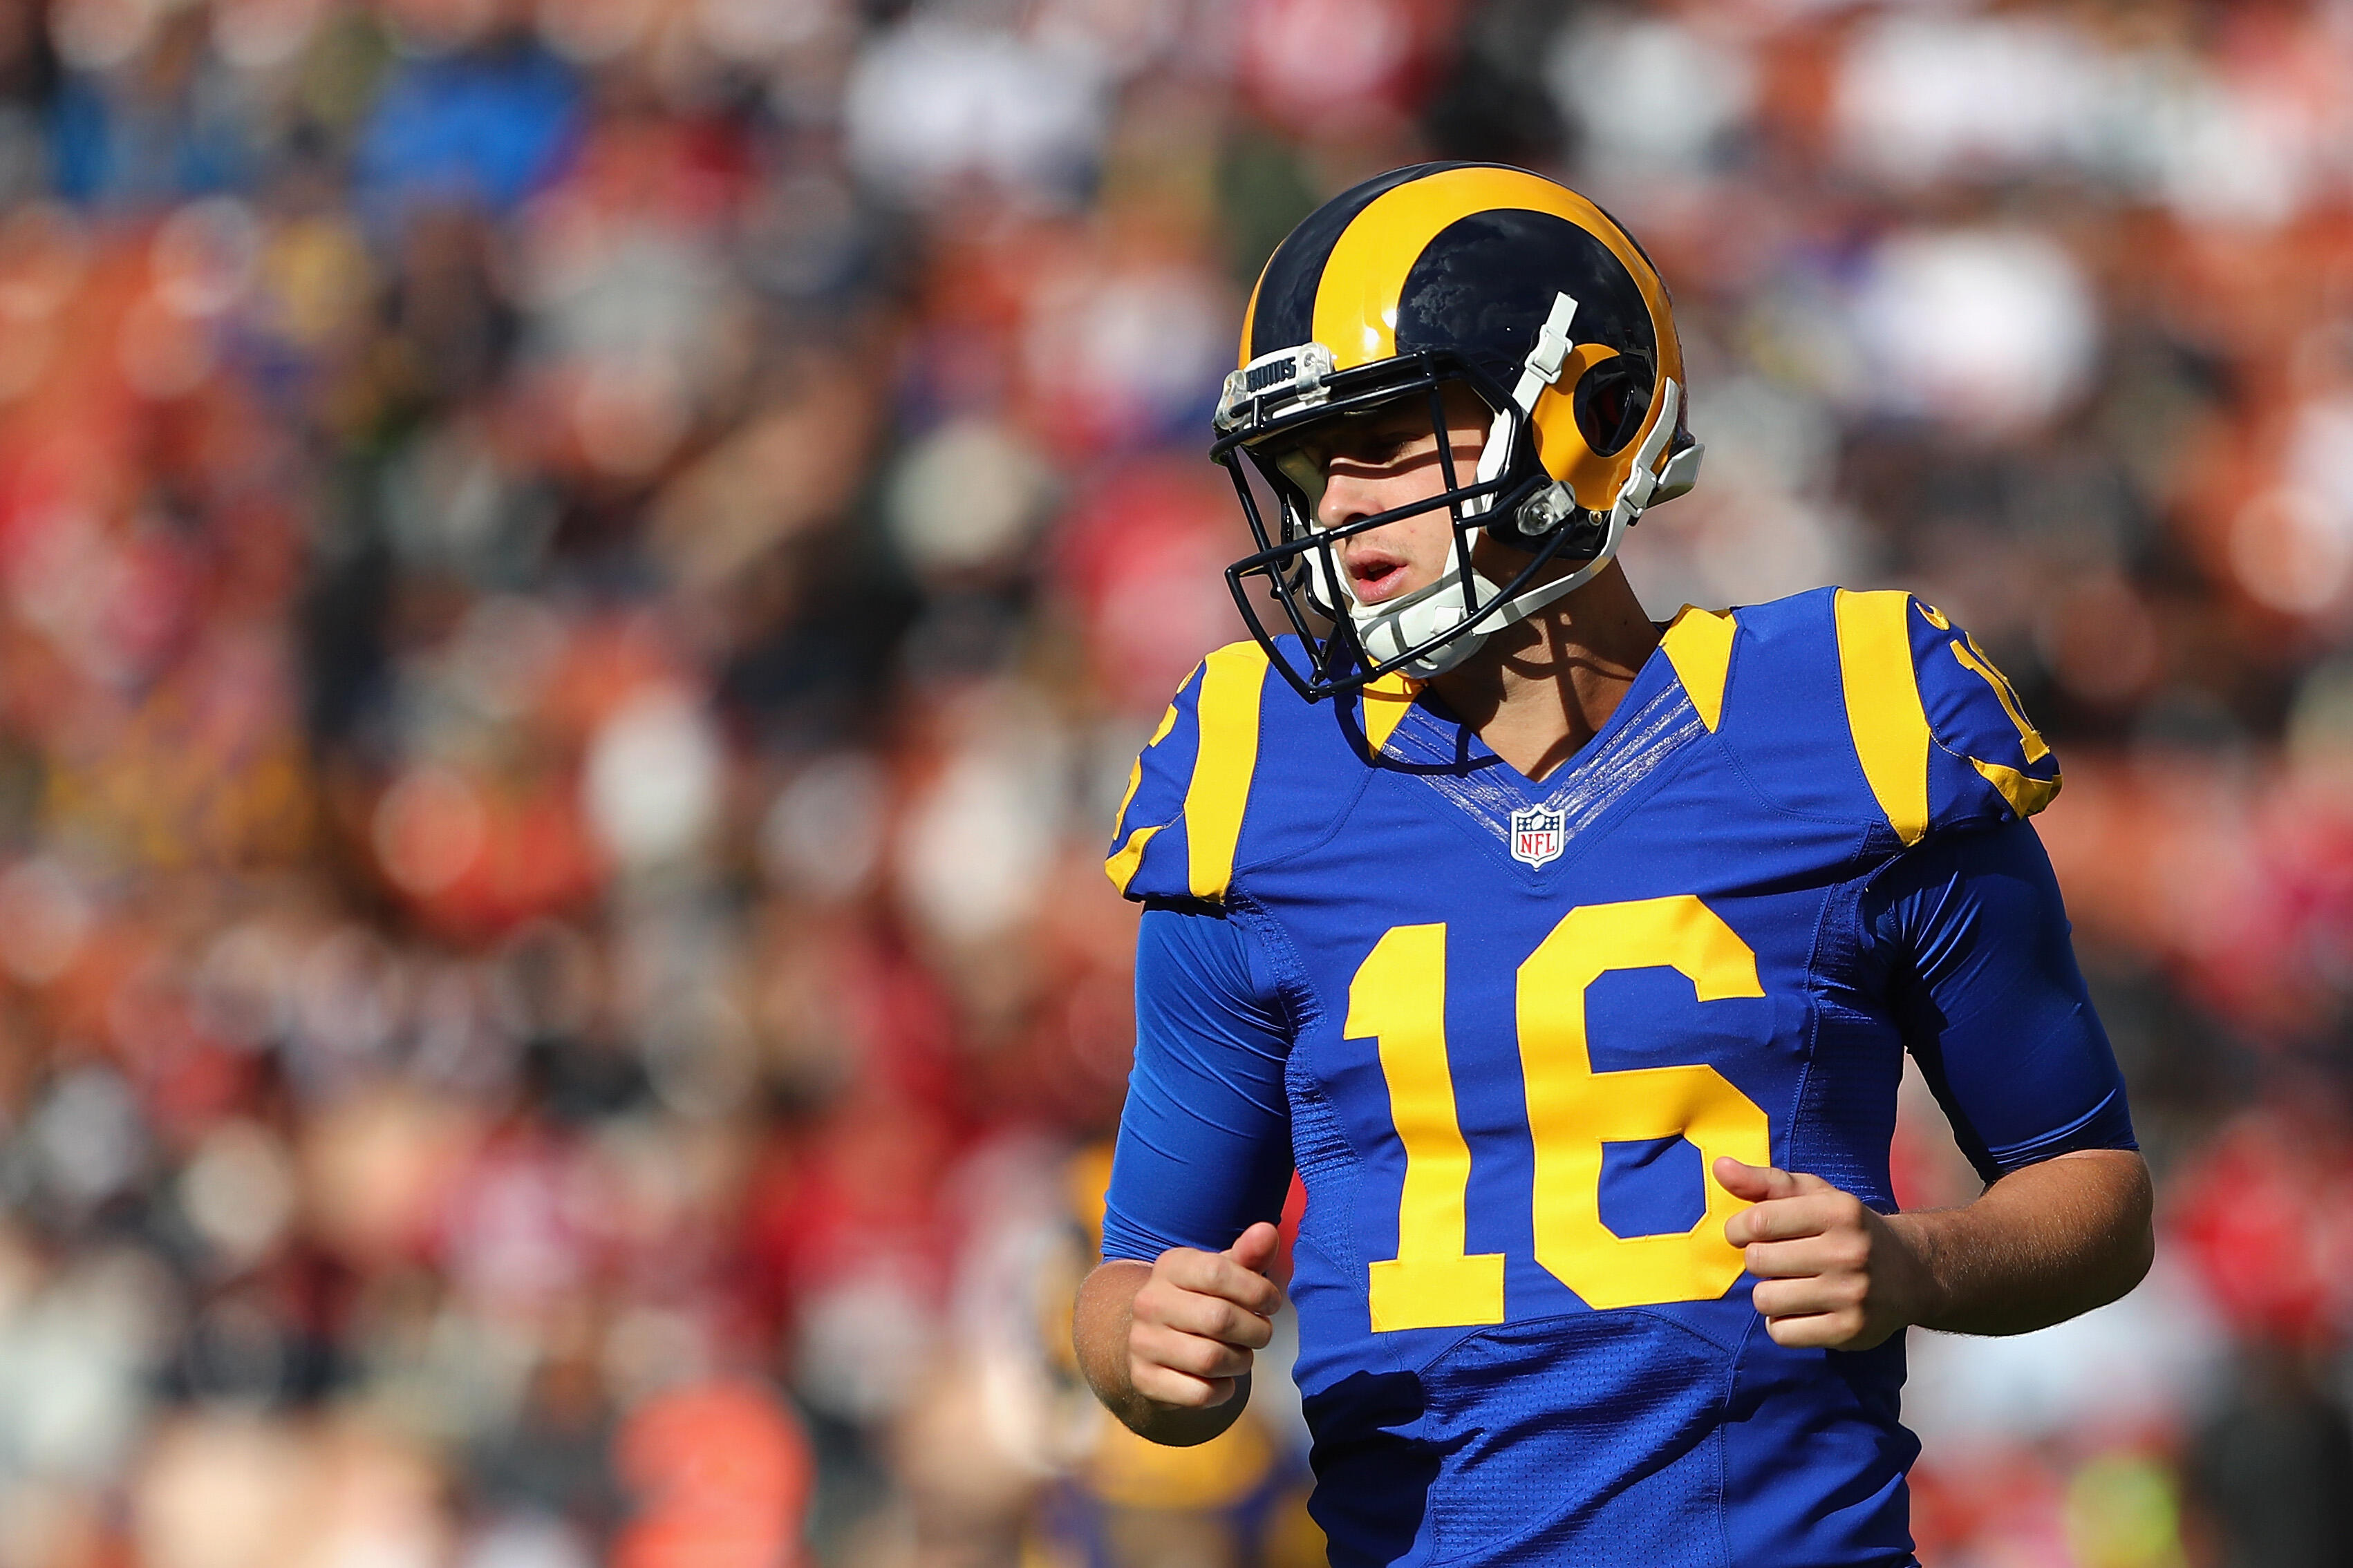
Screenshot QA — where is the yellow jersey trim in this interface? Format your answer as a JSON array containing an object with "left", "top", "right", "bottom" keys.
[
  {"left": 1947, "top": 636, "right": 2052, "bottom": 764},
  {"left": 1104, "top": 700, "right": 1183, "bottom": 894},
  {"left": 1972, "top": 757, "right": 2062, "bottom": 819},
  {"left": 1103, "top": 824, "right": 1159, "bottom": 894},
  {"left": 1362, "top": 670, "right": 1421, "bottom": 755},
  {"left": 1658, "top": 605, "right": 1737, "bottom": 733},
  {"left": 1185, "top": 642, "right": 1271, "bottom": 900},
  {"left": 1835, "top": 589, "right": 1931, "bottom": 847},
  {"left": 1112, "top": 701, "right": 1181, "bottom": 835}
]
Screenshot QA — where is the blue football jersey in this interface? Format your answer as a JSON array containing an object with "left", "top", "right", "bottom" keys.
[{"left": 1100, "top": 587, "right": 2130, "bottom": 1568}]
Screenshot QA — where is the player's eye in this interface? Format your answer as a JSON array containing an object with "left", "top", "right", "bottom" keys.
[{"left": 1352, "top": 426, "right": 1420, "bottom": 466}]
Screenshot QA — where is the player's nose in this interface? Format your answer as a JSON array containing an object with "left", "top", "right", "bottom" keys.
[{"left": 1317, "top": 468, "right": 1386, "bottom": 531}]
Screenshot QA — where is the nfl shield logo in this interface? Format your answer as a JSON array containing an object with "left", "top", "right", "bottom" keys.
[{"left": 1510, "top": 804, "right": 1566, "bottom": 869}]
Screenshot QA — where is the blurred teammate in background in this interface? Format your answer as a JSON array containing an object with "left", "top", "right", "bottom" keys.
[{"left": 1074, "top": 163, "right": 2154, "bottom": 1567}]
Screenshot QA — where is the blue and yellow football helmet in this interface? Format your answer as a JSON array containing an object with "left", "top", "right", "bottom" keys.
[{"left": 1212, "top": 162, "right": 1703, "bottom": 699}]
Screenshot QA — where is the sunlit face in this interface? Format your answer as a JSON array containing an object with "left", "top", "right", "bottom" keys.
[{"left": 1278, "top": 385, "right": 1494, "bottom": 607}]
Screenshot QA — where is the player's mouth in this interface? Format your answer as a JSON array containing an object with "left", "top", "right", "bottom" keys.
[{"left": 1344, "top": 545, "right": 1415, "bottom": 605}]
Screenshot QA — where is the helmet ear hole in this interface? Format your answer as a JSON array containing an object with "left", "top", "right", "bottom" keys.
[{"left": 1571, "top": 356, "right": 1653, "bottom": 457}]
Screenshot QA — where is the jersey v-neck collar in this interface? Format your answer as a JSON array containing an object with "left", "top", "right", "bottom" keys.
[
  {"left": 1369, "top": 633, "right": 1709, "bottom": 863},
  {"left": 1382, "top": 632, "right": 1685, "bottom": 795}
]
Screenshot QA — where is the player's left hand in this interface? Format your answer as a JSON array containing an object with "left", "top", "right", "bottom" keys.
[{"left": 1714, "top": 1157, "right": 1936, "bottom": 1352}]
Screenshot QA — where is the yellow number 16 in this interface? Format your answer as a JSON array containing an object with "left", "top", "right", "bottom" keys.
[{"left": 1346, "top": 895, "right": 1772, "bottom": 1332}]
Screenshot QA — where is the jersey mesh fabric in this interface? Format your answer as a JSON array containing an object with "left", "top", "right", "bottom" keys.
[{"left": 1100, "top": 592, "right": 2131, "bottom": 1568}]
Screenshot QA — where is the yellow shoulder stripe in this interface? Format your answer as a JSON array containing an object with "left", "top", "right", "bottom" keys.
[
  {"left": 1658, "top": 605, "right": 1736, "bottom": 733},
  {"left": 1184, "top": 642, "right": 1271, "bottom": 900},
  {"left": 1834, "top": 589, "right": 1931, "bottom": 846},
  {"left": 1973, "top": 757, "right": 2062, "bottom": 819},
  {"left": 1112, "top": 701, "right": 1181, "bottom": 836},
  {"left": 1104, "top": 824, "right": 1161, "bottom": 894},
  {"left": 1103, "top": 699, "right": 1183, "bottom": 894},
  {"left": 1361, "top": 670, "right": 1420, "bottom": 755}
]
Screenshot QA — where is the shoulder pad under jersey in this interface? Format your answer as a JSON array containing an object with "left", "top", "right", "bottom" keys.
[
  {"left": 1837, "top": 587, "right": 2060, "bottom": 841},
  {"left": 1667, "top": 587, "right": 2060, "bottom": 845},
  {"left": 1105, "top": 639, "right": 1394, "bottom": 904}
]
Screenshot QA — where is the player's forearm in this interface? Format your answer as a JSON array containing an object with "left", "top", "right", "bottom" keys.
[
  {"left": 1887, "top": 1148, "right": 2153, "bottom": 1336},
  {"left": 1074, "top": 1260, "right": 1253, "bottom": 1446}
]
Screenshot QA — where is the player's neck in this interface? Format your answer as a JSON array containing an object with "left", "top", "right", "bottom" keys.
[{"left": 1427, "top": 560, "right": 1661, "bottom": 784}]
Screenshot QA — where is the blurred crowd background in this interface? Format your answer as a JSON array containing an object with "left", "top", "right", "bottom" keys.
[{"left": 0, "top": 0, "right": 2347, "bottom": 1564}]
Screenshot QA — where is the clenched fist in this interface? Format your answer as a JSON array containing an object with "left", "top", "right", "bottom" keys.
[
  {"left": 1716, "top": 1157, "right": 1938, "bottom": 1352},
  {"left": 1126, "top": 1220, "right": 1286, "bottom": 1408}
]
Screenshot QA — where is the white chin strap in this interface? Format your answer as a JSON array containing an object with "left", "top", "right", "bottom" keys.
[{"left": 1346, "top": 377, "right": 1685, "bottom": 681}]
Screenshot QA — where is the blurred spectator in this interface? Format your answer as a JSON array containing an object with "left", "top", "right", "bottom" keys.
[{"left": 2188, "top": 1343, "right": 2353, "bottom": 1568}]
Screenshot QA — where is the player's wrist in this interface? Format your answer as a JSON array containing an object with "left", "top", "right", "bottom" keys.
[{"left": 1877, "top": 1210, "right": 1956, "bottom": 1332}]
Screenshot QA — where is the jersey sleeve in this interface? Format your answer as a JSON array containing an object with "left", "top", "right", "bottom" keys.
[
  {"left": 1832, "top": 589, "right": 2062, "bottom": 846},
  {"left": 1099, "top": 900, "right": 1297, "bottom": 1263},
  {"left": 1865, "top": 817, "right": 2135, "bottom": 1185},
  {"left": 1104, "top": 642, "right": 1275, "bottom": 905}
]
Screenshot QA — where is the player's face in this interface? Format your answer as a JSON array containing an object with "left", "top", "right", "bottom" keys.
[{"left": 1287, "top": 386, "right": 1494, "bottom": 607}]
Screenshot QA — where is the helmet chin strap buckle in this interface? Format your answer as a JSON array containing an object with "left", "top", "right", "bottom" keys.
[
  {"left": 1465, "top": 290, "right": 1578, "bottom": 529},
  {"left": 1510, "top": 292, "right": 1581, "bottom": 413}
]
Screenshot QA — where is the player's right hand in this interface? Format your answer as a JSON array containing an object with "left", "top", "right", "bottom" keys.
[{"left": 1126, "top": 1220, "right": 1286, "bottom": 1409}]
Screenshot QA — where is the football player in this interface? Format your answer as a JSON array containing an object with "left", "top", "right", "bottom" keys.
[{"left": 1072, "top": 164, "right": 2153, "bottom": 1567}]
